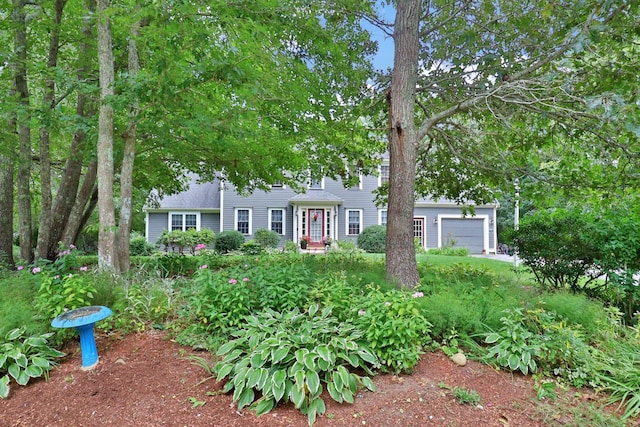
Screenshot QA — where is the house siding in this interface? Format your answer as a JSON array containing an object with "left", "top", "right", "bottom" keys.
[{"left": 147, "top": 173, "right": 498, "bottom": 253}]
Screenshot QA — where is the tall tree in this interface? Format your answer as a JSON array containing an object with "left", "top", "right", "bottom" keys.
[
  {"left": 96, "top": 0, "right": 117, "bottom": 270},
  {"left": 12, "top": 0, "right": 33, "bottom": 263},
  {"left": 382, "top": 0, "right": 629, "bottom": 286}
]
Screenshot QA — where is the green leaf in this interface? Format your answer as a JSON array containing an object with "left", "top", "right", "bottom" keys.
[
  {"left": 357, "top": 349, "right": 377, "bottom": 365},
  {"left": 250, "top": 352, "right": 264, "bottom": 368},
  {"left": 308, "top": 304, "right": 318, "bottom": 316},
  {"left": 30, "top": 356, "right": 52, "bottom": 369},
  {"left": 15, "top": 370, "right": 29, "bottom": 386},
  {"left": 361, "top": 376, "right": 376, "bottom": 392},
  {"left": 8, "top": 364, "right": 21, "bottom": 381},
  {"left": 272, "top": 369, "right": 286, "bottom": 389},
  {"left": 305, "top": 370, "right": 321, "bottom": 395},
  {"left": 485, "top": 333, "right": 501, "bottom": 344},
  {"left": 342, "top": 388, "right": 355, "bottom": 404},
  {"left": 290, "top": 383, "right": 306, "bottom": 408},
  {"left": 216, "top": 340, "right": 238, "bottom": 356},
  {"left": 6, "top": 328, "right": 23, "bottom": 341},
  {"left": 215, "top": 363, "right": 234, "bottom": 381},
  {"left": 271, "top": 347, "right": 289, "bottom": 364},
  {"left": 304, "top": 353, "right": 316, "bottom": 371},
  {"left": 252, "top": 397, "right": 275, "bottom": 416},
  {"left": 508, "top": 354, "right": 520, "bottom": 371},
  {"left": 272, "top": 381, "right": 286, "bottom": 402},
  {"left": 25, "top": 365, "right": 43, "bottom": 378},
  {"left": 0, "top": 375, "right": 9, "bottom": 399},
  {"left": 236, "top": 387, "right": 255, "bottom": 409},
  {"left": 327, "top": 381, "right": 343, "bottom": 403}
]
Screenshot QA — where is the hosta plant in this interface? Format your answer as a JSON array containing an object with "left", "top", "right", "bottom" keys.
[
  {"left": 0, "top": 327, "right": 65, "bottom": 398},
  {"left": 213, "top": 304, "right": 379, "bottom": 426}
]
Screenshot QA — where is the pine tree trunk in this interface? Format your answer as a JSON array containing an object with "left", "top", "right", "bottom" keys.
[
  {"left": 96, "top": 0, "right": 117, "bottom": 270},
  {"left": 385, "top": 0, "right": 421, "bottom": 288},
  {"left": 0, "top": 150, "right": 15, "bottom": 268}
]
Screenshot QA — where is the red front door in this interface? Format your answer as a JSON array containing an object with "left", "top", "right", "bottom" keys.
[{"left": 308, "top": 209, "right": 324, "bottom": 246}]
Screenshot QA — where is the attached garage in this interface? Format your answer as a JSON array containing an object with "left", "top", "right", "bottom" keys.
[{"left": 439, "top": 217, "right": 487, "bottom": 253}]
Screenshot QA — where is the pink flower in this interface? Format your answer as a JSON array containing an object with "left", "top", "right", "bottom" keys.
[
  {"left": 17, "top": 265, "right": 24, "bottom": 271},
  {"left": 243, "top": 277, "right": 249, "bottom": 282},
  {"left": 195, "top": 243, "right": 206, "bottom": 251},
  {"left": 54, "top": 275, "right": 60, "bottom": 280},
  {"left": 384, "top": 302, "right": 391, "bottom": 306},
  {"left": 80, "top": 266, "right": 88, "bottom": 271},
  {"left": 228, "top": 279, "right": 238, "bottom": 284},
  {"left": 358, "top": 309, "right": 366, "bottom": 316},
  {"left": 199, "top": 264, "right": 208, "bottom": 269},
  {"left": 69, "top": 244, "right": 76, "bottom": 249},
  {"left": 32, "top": 267, "right": 41, "bottom": 274},
  {"left": 412, "top": 292, "right": 424, "bottom": 298}
]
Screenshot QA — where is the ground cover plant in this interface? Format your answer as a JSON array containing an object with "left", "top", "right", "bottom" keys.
[{"left": 0, "top": 251, "right": 637, "bottom": 425}]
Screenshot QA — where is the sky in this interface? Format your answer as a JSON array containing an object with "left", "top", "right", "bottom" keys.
[{"left": 367, "top": 3, "right": 395, "bottom": 71}]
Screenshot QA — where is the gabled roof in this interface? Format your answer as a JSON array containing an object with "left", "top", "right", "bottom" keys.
[
  {"left": 151, "top": 176, "right": 220, "bottom": 211},
  {"left": 289, "top": 190, "right": 343, "bottom": 205}
]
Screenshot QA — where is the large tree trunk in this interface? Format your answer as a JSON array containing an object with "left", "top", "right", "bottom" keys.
[
  {"left": 36, "top": 0, "right": 67, "bottom": 259},
  {"left": 116, "top": 14, "right": 141, "bottom": 273},
  {"left": 385, "top": 0, "right": 421, "bottom": 288},
  {"left": 13, "top": 0, "right": 33, "bottom": 264},
  {"left": 96, "top": 0, "right": 117, "bottom": 270},
  {"left": 42, "top": 0, "right": 96, "bottom": 259},
  {"left": 62, "top": 159, "right": 98, "bottom": 247},
  {"left": 0, "top": 143, "right": 15, "bottom": 268}
]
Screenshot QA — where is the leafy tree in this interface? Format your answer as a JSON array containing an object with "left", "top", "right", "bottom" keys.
[{"left": 377, "top": 0, "right": 632, "bottom": 286}]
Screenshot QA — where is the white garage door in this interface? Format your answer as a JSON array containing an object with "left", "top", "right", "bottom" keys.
[{"left": 441, "top": 218, "right": 485, "bottom": 253}]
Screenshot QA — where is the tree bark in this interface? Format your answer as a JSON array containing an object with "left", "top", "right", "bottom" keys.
[
  {"left": 96, "top": 0, "right": 117, "bottom": 270},
  {"left": 13, "top": 0, "right": 33, "bottom": 264},
  {"left": 0, "top": 139, "right": 15, "bottom": 268},
  {"left": 385, "top": 0, "right": 421, "bottom": 288},
  {"left": 46, "top": 0, "right": 97, "bottom": 259},
  {"left": 116, "top": 13, "right": 141, "bottom": 273},
  {"left": 36, "top": 0, "right": 67, "bottom": 259},
  {"left": 62, "top": 159, "right": 98, "bottom": 247}
]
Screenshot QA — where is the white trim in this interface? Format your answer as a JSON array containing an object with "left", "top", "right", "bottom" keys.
[
  {"left": 268, "top": 208, "right": 286, "bottom": 235},
  {"left": 378, "top": 164, "right": 389, "bottom": 187},
  {"left": 345, "top": 209, "right": 363, "bottom": 235},
  {"left": 219, "top": 185, "right": 225, "bottom": 232},
  {"left": 378, "top": 208, "right": 387, "bottom": 226},
  {"left": 145, "top": 211, "right": 150, "bottom": 242},
  {"left": 168, "top": 211, "right": 201, "bottom": 231},
  {"left": 435, "top": 214, "right": 490, "bottom": 252},
  {"left": 234, "top": 208, "right": 253, "bottom": 235},
  {"left": 308, "top": 176, "right": 325, "bottom": 190},
  {"left": 413, "top": 216, "right": 426, "bottom": 248}
]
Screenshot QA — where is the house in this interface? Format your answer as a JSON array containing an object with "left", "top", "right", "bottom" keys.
[{"left": 145, "top": 167, "right": 498, "bottom": 253}]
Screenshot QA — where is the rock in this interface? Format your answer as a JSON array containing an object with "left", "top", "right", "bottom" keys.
[{"left": 451, "top": 352, "right": 467, "bottom": 366}]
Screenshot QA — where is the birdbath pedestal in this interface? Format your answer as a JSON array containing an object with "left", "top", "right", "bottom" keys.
[{"left": 51, "top": 306, "right": 112, "bottom": 371}]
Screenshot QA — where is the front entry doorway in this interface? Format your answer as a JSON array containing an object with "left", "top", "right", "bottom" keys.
[{"left": 307, "top": 209, "right": 324, "bottom": 247}]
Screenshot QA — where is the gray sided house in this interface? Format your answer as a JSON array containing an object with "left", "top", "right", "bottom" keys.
[{"left": 146, "top": 170, "right": 498, "bottom": 253}]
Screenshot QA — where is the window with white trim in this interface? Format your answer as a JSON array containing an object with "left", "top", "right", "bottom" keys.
[
  {"left": 379, "top": 164, "right": 389, "bottom": 186},
  {"left": 308, "top": 177, "right": 324, "bottom": 189},
  {"left": 269, "top": 208, "right": 285, "bottom": 235},
  {"left": 169, "top": 212, "right": 200, "bottom": 231},
  {"left": 346, "top": 209, "right": 362, "bottom": 235},
  {"left": 235, "top": 208, "right": 252, "bottom": 235},
  {"left": 379, "top": 209, "right": 387, "bottom": 226}
]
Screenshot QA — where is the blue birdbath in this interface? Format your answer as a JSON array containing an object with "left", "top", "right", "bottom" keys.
[{"left": 51, "top": 306, "right": 112, "bottom": 370}]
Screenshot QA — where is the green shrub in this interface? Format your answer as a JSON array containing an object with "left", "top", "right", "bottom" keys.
[
  {"left": 240, "top": 240, "right": 264, "bottom": 255},
  {"left": 538, "top": 292, "right": 609, "bottom": 340},
  {"left": 157, "top": 229, "right": 215, "bottom": 254},
  {"left": 308, "top": 272, "right": 370, "bottom": 322},
  {"left": 485, "top": 307, "right": 595, "bottom": 386},
  {"left": 187, "top": 265, "right": 255, "bottom": 337},
  {"left": 357, "top": 225, "right": 386, "bottom": 253},
  {"left": 213, "top": 305, "right": 378, "bottom": 426},
  {"left": 129, "top": 232, "right": 156, "bottom": 256},
  {"left": 427, "top": 247, "right": 470, "bottom": 256},
  {"left": 511, "top": 207, "right": 601, "bottom": 292},
  {"left": 254, "top": 228, "right": 281, "bottom": 248},
  {"left": 354, "top": 290, "right": 431, "bottom": 374},
  {"left": 249, "top": 261, "right": 312, "bottom": 312},
  {"left": 0, "top": 327, "right": 65, "bottom": 398},
  {"left": 216, "top": 230, "right": 245, "bottom": 254},
  {"left": 149, "top": 253, "right": 201, "bottom": 277}
]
